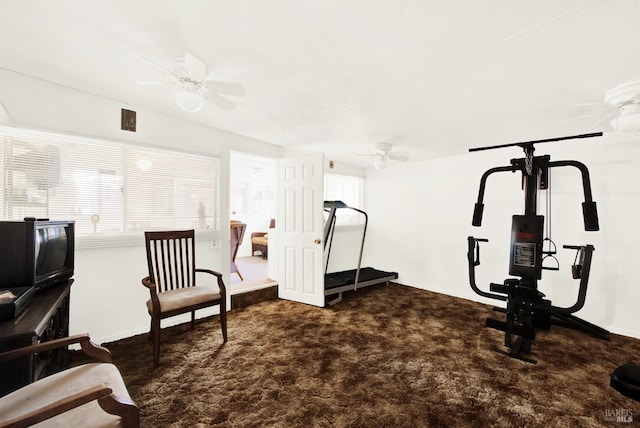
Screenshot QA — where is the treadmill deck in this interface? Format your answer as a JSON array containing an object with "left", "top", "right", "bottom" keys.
[{"left": 325, "top": 267, "right": 398, "bottom": 295}]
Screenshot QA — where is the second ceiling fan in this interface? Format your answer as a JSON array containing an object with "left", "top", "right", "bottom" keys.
[{"left": 367, "top": 143, "right": 410, "bottom": 170}]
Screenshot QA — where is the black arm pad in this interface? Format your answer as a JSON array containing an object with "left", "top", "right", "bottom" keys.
[
  {"left": 582, "top": 201, "right": 599, "bottom": 231},
  {"left": 472, "top": 203, "right": 484, "bottom": 227}
]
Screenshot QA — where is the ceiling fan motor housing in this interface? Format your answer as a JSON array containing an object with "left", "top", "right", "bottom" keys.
[
  {"left": 374, "top": 143, "right": 392, "bottom": 156},
  {"left": 604, "top": 81, "right": 640, "bottom": 107}
]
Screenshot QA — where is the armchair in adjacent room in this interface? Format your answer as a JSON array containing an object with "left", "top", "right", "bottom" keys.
[
  {"left": 0, "top": 334, "right": 139, "bottom": 428},
  {"left": 251, "top": 218, "right": 275, "bottom": 259},
  {"left": 142, "top": 229, "right": 227, "bottom": 368}
]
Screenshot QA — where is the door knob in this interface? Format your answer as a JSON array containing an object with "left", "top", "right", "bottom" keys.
[{"left": 314, "top": 239, "right": 321, "bottom": 244}]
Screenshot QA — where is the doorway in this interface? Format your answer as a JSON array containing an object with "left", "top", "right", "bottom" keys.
[{"left": 229, "top": 152, "right": 277, "bottom": 295}]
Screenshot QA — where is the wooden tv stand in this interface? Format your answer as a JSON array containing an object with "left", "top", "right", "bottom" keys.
[{"left": 0, "top": 279, "right": 72, "bottom": 396}]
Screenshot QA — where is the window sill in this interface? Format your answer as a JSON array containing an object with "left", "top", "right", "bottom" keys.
[{"left": 76, "top": 229, "right": 222, "bottom": 250}]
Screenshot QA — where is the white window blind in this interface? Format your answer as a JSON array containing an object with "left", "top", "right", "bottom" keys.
[
  {"left": 126, "top": 147, "right": 219, "bottom": 232},
  {"left": 0, "top": 128, "right": 220, "bottom": 240}
]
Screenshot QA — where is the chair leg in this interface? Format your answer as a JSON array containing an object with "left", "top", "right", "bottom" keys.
[
  {"left": 152, "top": 316, "right": 161, "bottom": 368},
  {"left": 236, "top": 270, "right": 244, "bottom": 281},
  {"left": 220, "top": 302, "right": 228, "bottom": 343}
]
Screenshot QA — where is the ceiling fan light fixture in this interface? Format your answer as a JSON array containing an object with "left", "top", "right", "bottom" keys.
[
  {"left": 175, "top": 89, "right": 204, "bottom": 112},
  {"left": 610, "top": 112, "right": 640, "bottom": 133},
  {"left": 374, "top": 156, "right": 387, "bottom": 170}
]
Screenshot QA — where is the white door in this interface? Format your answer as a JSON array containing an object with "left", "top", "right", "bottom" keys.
[{"left": 277, "top": 154, "right": 325, "bottom": 306}]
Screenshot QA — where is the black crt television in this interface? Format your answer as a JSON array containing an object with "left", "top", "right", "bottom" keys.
[{"left": 0, "top": 220, "right": 75, "bottom": 292}]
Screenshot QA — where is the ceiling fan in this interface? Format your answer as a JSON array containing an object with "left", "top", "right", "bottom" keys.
[
  {"left": 564, "top": 81, "right": 640, "bottom": 133},
  {"left": 132, "top": 52, "right": 245, "bottom": 112},
  {"left": 364, "top": 143, "right": 410, "bottom": 170},
  {"left": 605, "top": 81, "right": 640, "bottom": 133}
]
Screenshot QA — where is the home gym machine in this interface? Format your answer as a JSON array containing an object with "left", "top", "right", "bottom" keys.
[{"left": 467, "top": 132, "right": 609, "bottom": 363}]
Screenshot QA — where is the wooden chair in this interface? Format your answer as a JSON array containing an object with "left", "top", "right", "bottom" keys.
[
  {"left": 0, "top": 334, "right": 139, "bottom": 428},
  {"left": 230, "top": 221, "right": 247, "bottom": 280},
  {"left": 142, "top": 230, "right": 227, "bottom": 368}
]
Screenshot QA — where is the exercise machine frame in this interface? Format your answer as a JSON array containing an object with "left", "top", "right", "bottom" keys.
[{"left": 467, "top": 132, "right": 609, "bottom": 363}]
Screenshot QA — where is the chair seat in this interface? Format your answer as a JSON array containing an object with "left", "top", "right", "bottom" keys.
[
  {"left": 251, "top": 236, "right": 268, "bottom": 246},
  {"left": 146, "top": 286, "right": 221, "bottom": 314},
  {"left": 611, "top": 363, "right": 640, "bottom": 401},
  {"left": 0, "top": 363, "right": 130, "bottom": 427}
]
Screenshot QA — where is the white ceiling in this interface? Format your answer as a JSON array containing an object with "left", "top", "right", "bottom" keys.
[{"left": 1, "top": 0, "right": 639, "bottom": 168}]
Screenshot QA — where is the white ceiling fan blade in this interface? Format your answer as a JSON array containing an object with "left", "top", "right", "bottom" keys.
[
  {"left": 130, "top": 53, "right": 174, "bottom": 76},
  {"left": 205, "top": 92, "right": 236, "bottom": 111},
  {"left": 558, "top": 112, "right": 598, "bottom": 124},
  {"left": 184, "top": 52, "right": 208, "bottom": 82},
  {"left": 206, "top": 80, "right": 245, "bottom": 97},
  {"left": 389, "top": 151, "right": 410, "bottom": 162},
  {"left": 133, "top": 79, "right": 175, "bottom": 87},
  {"left": 590, "top": 111, "right": 617, "bottom": 128}
]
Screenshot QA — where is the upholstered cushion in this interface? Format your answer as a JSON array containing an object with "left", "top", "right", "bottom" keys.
[
  {"left": 251, "top": 236, "right": 268, "bottom": 246},
  {"left": 0, "top": 363, "right": 130, "bottom": 427},
  {"left": 147, "top": 286, "right": 221, "bottom": 313}
]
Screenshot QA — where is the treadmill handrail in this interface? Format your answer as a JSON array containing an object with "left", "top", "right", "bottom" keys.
[{"left": 323, "top": 200, "right": 368, "bottom": 289}]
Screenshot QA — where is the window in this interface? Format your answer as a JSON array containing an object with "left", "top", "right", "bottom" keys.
[
  {"left": 125, "top": 147, "right": 220, "bottom": 233},
  {"left": 0, "top": 127, "right": 220, "bottom": 243},
  {"left": 324, "top": 173, "right": 364, "bottom": 225}
]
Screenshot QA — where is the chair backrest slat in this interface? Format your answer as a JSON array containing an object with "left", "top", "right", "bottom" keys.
[
  {"left": 163, "top": 239, "right": 172, "bottom": 290},
  {"left": 177, "top": 236, "right": 187, "bottom": 288},
  {"left": 145, "top": 230, "right": 196, "bottom": 293},
  {"left": 169, "top": 238, "right": 177, "bottom": 290}
]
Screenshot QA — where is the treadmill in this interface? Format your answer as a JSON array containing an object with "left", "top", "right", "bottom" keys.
[{"left": 323, "top": 201, "right": 398, "bottom": 305}]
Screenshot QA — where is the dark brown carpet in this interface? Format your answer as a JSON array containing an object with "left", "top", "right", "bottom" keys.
[{"left": 97, "top": 284, "right": 640, "bottom": 427}]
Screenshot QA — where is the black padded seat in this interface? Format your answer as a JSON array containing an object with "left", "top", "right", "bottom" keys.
[{"left": 611, "top": 364, "right": 640, "bottom": 401}]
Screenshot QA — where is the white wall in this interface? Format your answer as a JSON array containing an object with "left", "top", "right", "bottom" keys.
[
  {"left": 0, "top": 98, "right": 14, "bottom": 126},
  {"left": 71, "top": 239, "right": 226, "bottom": 343},
  {"left": 0, "top": 70, "right": 283, "bottom": 344},
  {"left": 364, "top": 132, "right": 640, "bottom": 339}
]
